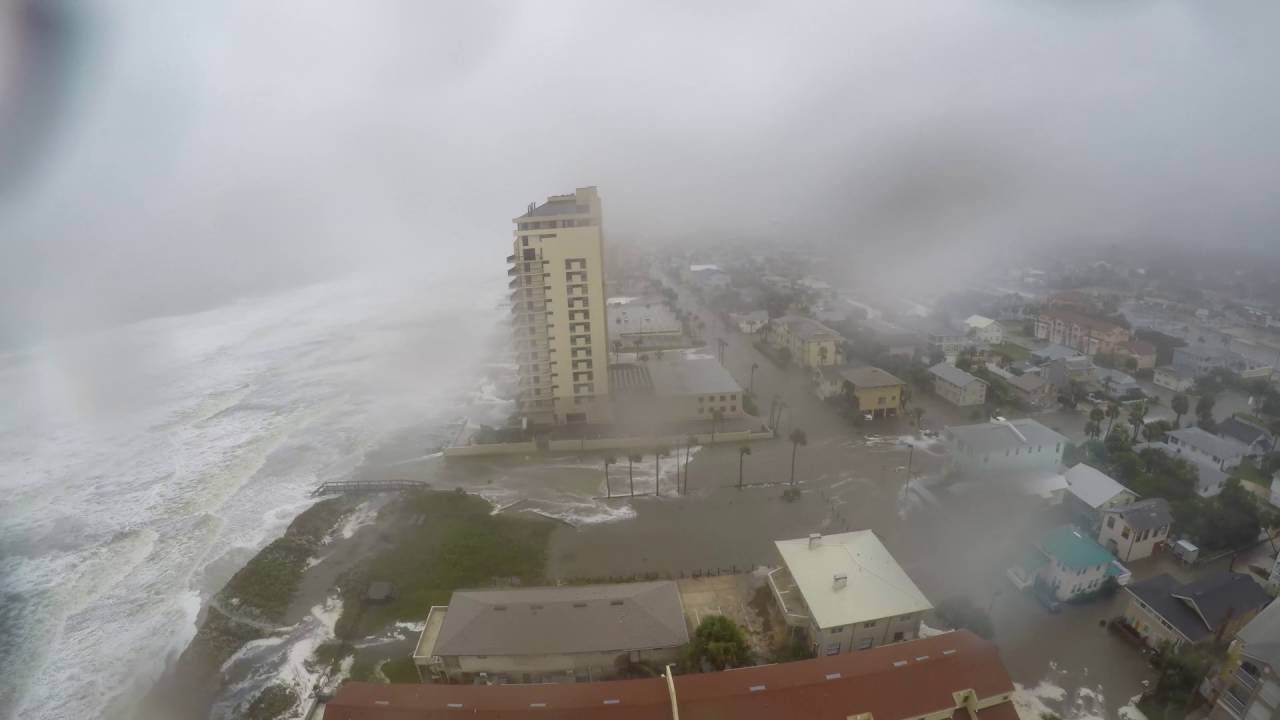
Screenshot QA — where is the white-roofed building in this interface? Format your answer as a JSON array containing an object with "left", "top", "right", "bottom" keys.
[
  {"left": 964, "top": 315, "right": 1005, "bottom": 344},
  {"left": 1064, "top": 463, "right": 1139, "bottom": 528},
  {"left": 767, "top": 531, "right": 932, "bottom": 656},
  {"left": 944, "top": 419, "right": 1069, "bottom": 477}
]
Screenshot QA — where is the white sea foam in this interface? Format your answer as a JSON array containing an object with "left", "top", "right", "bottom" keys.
[{"left": 0, "top": 271, "right": 505, "bottom": 720}]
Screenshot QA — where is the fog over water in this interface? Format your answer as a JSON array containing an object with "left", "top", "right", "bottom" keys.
[{"left": 2, "top": 1, "right": 1280, "bottom": 718}]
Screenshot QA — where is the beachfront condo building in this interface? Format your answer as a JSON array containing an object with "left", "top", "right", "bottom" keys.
[{"left": 509, "top": 187, "right": 612, "bottom": 425}]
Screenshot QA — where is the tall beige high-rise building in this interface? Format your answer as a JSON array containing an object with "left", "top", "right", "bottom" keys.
[{"left": 509, "top": 187, "right": 611, "bottom": 425}]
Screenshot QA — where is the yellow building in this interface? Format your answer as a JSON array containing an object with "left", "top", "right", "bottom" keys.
[
  {"left": 510, "top": 187, "right": 611, "bottom": 425},
  {"left": 767, "top": 315, "right": 843, "bottom": 368},
  {"left": 838, "top": 366, "right": 905, "bottom": 418}
]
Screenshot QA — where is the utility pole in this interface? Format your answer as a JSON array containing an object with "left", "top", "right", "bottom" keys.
[
  {"left": 717, "top": 337, "right": 727, "bottom": 364},
  {"left": 749, "top": 362, "right": 759, "bottom": 395}
]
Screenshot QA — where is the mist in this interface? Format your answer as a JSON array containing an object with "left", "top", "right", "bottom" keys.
[{"left": 2, "top": 0, "right": 1279, "bottom": 347}]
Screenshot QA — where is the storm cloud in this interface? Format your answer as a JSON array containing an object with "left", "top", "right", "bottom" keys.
[{"left": 2, "top": 0, "right": 1278, "bottom": 345}]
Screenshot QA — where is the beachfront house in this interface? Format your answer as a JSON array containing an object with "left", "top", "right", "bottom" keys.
[
  {"left": 964, "top": 315, "right": 1005, "bottom": 344},
  {"left": 768, "top": 531, "right": 933, "bottom": 655},
  {"left": 1121, "top": 573, "right": 1271, "bottom": 651},
  {"left": 1216, "top": 416, "right": 1276, "bottom": 458},
  {"left": 1009, "top": 526, "right": 1121, "bottom": 602},
  {"left": 766, "top": 315, "right": 844, "bottom": 368},
  {"left": 413, "top": 581, "right": 689, "bottom": 684},
  {"left": 1098, "top": 498, "right": 1173, "bottom": 562},
  {"left": 1166, "top": 427, "right": 1249, "bottom": 472}
]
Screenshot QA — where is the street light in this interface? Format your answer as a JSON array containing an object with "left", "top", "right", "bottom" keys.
[{"left": 898, "top": 441, "right": 915, "bottom": 480}]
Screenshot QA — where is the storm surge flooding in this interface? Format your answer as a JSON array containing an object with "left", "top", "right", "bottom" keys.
[{"left": 0, "top": 268, "right": 504, "bottom": 720}]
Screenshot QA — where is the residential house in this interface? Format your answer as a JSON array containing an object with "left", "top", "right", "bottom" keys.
[
  {"left": 1063, "top": 463, "right": 1139, "bottom": 528},
  {"left": 838, "top": 366, "right": 906, "bottom": 418},
  {"left": 1007, "top": 372, "right": 1054, "bottom": 408},
  {"left": 1154, "top": 365, "right": 1196, "bottom": 393},
  {"left": 1166, "top": 427, "right": 1249, "bottom": 472},
  {"left": 929, "top": 363, "right": 988, "bottom": 407},
  {"left": 1042, "top": 355, "right": 1096, "bottom": 394},
  {"left": 1031, "top": 343, "right": 1088, "bottom": 365},
  {"left": 1208, "top": 600, "right": 1280, "bottom": 720},
  {"left": 768, "top": 531, "right": 933, "bottom": 655},
  {"left": 944, "top": 419, "right": 1069, "bottom": 477},
  {"left": 1217, "top": 416, "right": 1276, "bottom": 458},
  {"left": 334, "top": 630, "right": 1023, "bottom": 720},
  {"left": 767, "top": 315, "right": 844, "bottom": 368},
  {"left": 1098, "top": 498, "right": 1173, "bottom": 562},
  {"left": 729, "top": 310, "right": 769, "bottom": 334},
  {"left": 1034, "top": 307, "right": 1132, "bottom": 356},
  {"left": 1095, "top": 367, "right": 1142, "bottom": 399},
  {"left": 1136, "top": 441, "right": 1229, "bottom": 497},
  {"left": 1010, "top": 526, "right": 1120, "bottom": 602},
  {"left": 928, "top": 328, "right": 968, "bottom": 361},
  {"left": 1116, "top": 340, "right": 1157, "bottom": 370},
  {"left": 965, "top": 315, "right": 1005, "bottom": 344},
  {"left": 1122, "top": 573, "right": 1271, "bottom": 650},
  {"left": 412, "top": 581, "right": 689, "bottom": 683}
]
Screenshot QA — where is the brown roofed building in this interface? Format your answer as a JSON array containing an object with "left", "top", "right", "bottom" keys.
[
  {"left": 1034, "top": 307, "right": 1131, "bottom": 357},
  {"left": 328, "top": 630, "right": 1018, "bottom": 720}
]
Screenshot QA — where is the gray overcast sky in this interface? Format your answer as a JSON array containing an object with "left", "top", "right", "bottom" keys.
[{"left": 2, "top": 0, "right": 1278, "bottom": 346}]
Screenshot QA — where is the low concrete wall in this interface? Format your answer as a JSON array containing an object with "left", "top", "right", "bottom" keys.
[
  {"left": 442, "top": 440, "right": 538, "bottom": 457},
  {"left": 444, "top": 429, "right": 773, "bottom": 458}
]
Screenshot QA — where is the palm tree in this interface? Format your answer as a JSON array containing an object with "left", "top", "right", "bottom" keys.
[
  {"left": 654, "top": 448, "right": 668, "bottom": 496},
  {"left": 711, "top": 409, "right": 724, "bottom": 442},
  {"left": 749, "top": 362, "right": 759, "bottom": 394},
  {"left": 632, "top": 338, "right": 643, "bottom": 357},
  {"left": 912, "top": 407, "right": 925, "bottom": 427},
  {"left": 1128, "top": 402, "right": 1147, "bottom": 445},
  {"left": 604, "top": 455, "right": 617, "bottom": 498},
  {"left": 684, "top": 434, "right": 698, "bottom": 493},
  {"left": 628, "top": 454, "right": 641, "bottom": 496},
  {"left": 818, "top": 345, "right": 829, "bottom": 365},
  {"left": 1086, "top": 407, "right": 1104, "bottom": 440},
  {"left": 738, "top": 446, "right": 751, "bottom": 490},
  {"left": 1104, "top": 402, "right": 1121, "bottom": 438},
  {"left": 1171, "top": 394, "right": 1189, "bottom": 428},
  {"left": 788, "top": 428, "right": 808, "bottom": 486}
]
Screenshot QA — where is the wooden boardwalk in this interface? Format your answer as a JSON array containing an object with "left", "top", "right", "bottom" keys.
[{"left": 309, "top": 479, "right": 429, "bottom": 497}]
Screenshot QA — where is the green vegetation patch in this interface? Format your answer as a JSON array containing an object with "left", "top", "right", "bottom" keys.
[
  {"left": 989, "top": 342, "right": 1030, "bottom": 362},
  {"left": 380, "top": 656, "right": 421, "bottom": 684},
  {"left": 335, "top": 489, "right": 552, "bottom": 638},
  {"left": 219, "top": 497, "right": 352, "bottom": 623},
  {"left": 244, "top": 684, "right": 299, "bottom": 720}
]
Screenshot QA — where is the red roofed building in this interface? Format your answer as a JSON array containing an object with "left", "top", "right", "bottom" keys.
[
  {"left": 323, "top": 630, "right": 1019, "bottom": 720},
  {"left": 1034, "top": 307, "right": 1131, "bottom": 357}
]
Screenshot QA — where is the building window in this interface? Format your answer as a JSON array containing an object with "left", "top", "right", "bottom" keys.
[
  {"left": 863, "top": 621, "right": 876, "bottom": 628},
  {"left": 826, "top": 644, "right": 841, "bottom": 656},
  {"left": 1106, "top": 516, "right": 1115, "bottom": 529},
  {"left": 858, "top": 637, "right": 873, "bottom": 650}
]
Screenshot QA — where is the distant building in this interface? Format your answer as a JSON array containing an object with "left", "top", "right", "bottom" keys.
[
  {"left": 686, "top": 264, "right": 731, "bottom": 290},
  {"left": 928, "top": 328, "right": 968, "bottom": 361},
  {"left": 413, "top": 582, "right": 688, "bottom": 683},
  {"left": 1116, "top": 340, "right": 1157, "bottom": 370},
  {"left": 334, "top": 630, "right": 1022, "bottom": 720},
  {"left": 1006, "top": 372, "right": 1054, "bottom": 408},
  {"left": 1122, "top": 573, "right": 1271, "bottom": 650},
  {"left": 766, "top": 315, "right": 844, "bottom": 368},
  {"left": 944, "top": 419, "right": 1069, "bottom": 477},
  {"left": 1095, "top": 367, "right": 1141, "bottom": 398},
  {"left": 929, "top": 363, "right": 988, "bottom": 407},
  {"left": 729, "top": 310, "right": 769, "bottom": 334},
  {"left": 1034, "top": 307, "right": 1131, "bottom": 356},
  {"left": 1166, "top": 426, "right": 1249, "bottom": 472},
  {"left": 1208, "top": 600, "right": 1280, "bottom": 720},
  {"left": 768, "top": 531, "right": 932, "bottom": 655},
  {"left": 1098, "top": 498, "right": 1172, "bottom": 562},
  {"left": 1031, "top": 343, "right": 1088, "bottom": 365},
  {"left": 965, "top": 315, "right": 1005, "bottom": 344},
  {"left": 1173, "top": 344, "right": 1248, "bottom": 378},
  {"left": 1153, "top": 365, "right": 1196, "bottom": 393}
]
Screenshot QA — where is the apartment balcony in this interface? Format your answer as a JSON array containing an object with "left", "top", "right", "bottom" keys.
[
  {"left": 506, "top": 254, "right": 516, "bottom": 264},
  {"left": 510, "top": 289, "right": 548, "bottom": 303}
]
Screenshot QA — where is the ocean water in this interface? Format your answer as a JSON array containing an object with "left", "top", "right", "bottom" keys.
[{"left": 0, "top": 268, "right": 506, "bottom": 720}]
